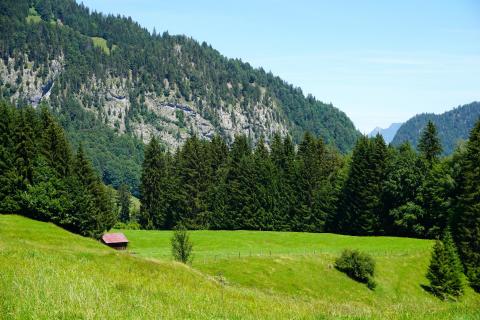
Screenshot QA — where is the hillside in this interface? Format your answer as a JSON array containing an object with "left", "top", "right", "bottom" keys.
[
  {"left": 368, "top": 123, "right": 402, "bottom": 144},
  {"left": 391, "top": 102, "right": 480, "bottom": 154},
  {"left": 0, "top": 0, "right": 359, "bottom": 192},
  {"left": 2, "top": 214, "right": 480, "bottom": 319}
]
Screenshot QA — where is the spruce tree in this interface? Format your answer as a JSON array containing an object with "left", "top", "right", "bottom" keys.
[
  {"left": 176, "top": 135, "right": 211, "bottom": 227},
  {"left": 40, "top": 107, "right": 72, "bottom": 177},
  {"left": 117, "top": 183, "right": 131, "bottom": 223},
  {"left": 14, "top": 107, "right": 38, "bottom": 185},
  {"left": 418, "top": 121, "right": 442, "bottom": 165},
  {"left": 294, "top": 133, "right": 329, "bottom": 232},
  {"left": 452, "top": 120, "right": 480, "bottom": 292},
  {"left": 0, "top": 102, "right": 19, "bottom": 212},
  {"left": 426, "top": 231, "right": 464, "bottom": 300},
  {"left": 336, "top": 135, "right": 387, "bottom": 235},
  {"left": 72, "top": 145, "right": 116, "bottom": 238},
  {"left": 139, "top": 137, "right": 166, "bottom": 229}
]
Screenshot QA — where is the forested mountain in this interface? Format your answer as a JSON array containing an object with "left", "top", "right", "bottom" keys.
[
  {"left": 392, "top": 102, "right": 480, "bottom": 154},
  {"left": 368, "top": 123, "right": 402, "bottom": 143},
  {"left": 0, "top": 0, "right": 359, "bottom": 193}
]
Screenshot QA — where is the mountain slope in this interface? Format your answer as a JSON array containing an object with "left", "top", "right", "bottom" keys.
[
  {"left": 391, "top": 102, "right": 480, "bottom": 154},
  {"left": 0, "top": 0, "right": 359, "bottom": 191},
  {"left": 368, "top": 123, "right": 402, "bottom": 143}
]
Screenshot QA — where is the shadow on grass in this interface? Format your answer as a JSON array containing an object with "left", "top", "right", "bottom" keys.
[{"left": 420, "top": 284, "right": 434, "bottom": 295}]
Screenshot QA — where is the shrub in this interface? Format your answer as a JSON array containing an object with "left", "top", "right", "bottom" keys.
[
  {"left": 171, "top": 224, "right": 193, "bottom": 264},
  {"left": 113, "top": 220, "right": 140, "bottom": 230},
  {"left": 335, "top": 249, "right": 376, "bottom": 288}
]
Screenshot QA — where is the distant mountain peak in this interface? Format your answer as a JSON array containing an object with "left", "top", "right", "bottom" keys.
[{"left": 368, "top": 123, "right": 402, "bottom": 143}]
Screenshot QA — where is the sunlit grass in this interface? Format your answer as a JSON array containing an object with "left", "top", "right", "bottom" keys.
[{"left": 1, "top": 215, "right": 479, "bottom": 319}]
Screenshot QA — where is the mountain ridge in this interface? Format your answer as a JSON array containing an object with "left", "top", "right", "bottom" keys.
[
  {"left": 0, "top": 0, "right": 360, "bottom": 190},
  {"left": 391, "top": 101, "right": 480, "bottom": 154}
]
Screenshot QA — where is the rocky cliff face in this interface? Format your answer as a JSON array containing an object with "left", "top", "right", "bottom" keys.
[{"left": 1, "top": 54, "right": 288, "bottom": 150}]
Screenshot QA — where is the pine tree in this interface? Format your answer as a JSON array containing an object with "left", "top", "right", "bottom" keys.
[
  {"left": 14, "top": 107, "right": 38, "bottom": 185},
  {"left": 383, "top": 142, "right": 426, "bottom": 236},
  {"left": 417, "top": 162, "right": 454, "bottom": 238},
  {"left": 418, "top": 121, "right": 442, "bottom": 165},
  {"left": 72, "top": 144, "right": 116, "bottom": 238},
  {"left": 270, "top": 134, "right": 296, "bottom": 230},
  {"left": 176, "top": 135, "right": 211, "bottom": 227},
  {"left": 335, "top": 136, "right": 387, "bottom": 235},
  {"left": 117, "top": 183, "right": 131, "bottom": 223},
  {"left": 452, "top": 120, "right": 480, "bottom": 292},
  {"left": 426, "top": 230, "right": 464, "bottom": 300},
  {"left": 40, "top": 106, "right": 72, "bottom": 177},
  {"left": 0, "top": 102, "right": 20, "bottom": 212},
  {"left": 224, "top": 135, "right": 254, "bottom": 229},
  {"left": 139, "top": 137, "right": 166, "bottom": 229}
]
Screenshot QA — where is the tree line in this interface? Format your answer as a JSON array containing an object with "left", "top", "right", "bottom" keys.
[
  {"left": 0, "top": 101, "right": 117, "bottom": 238},
  {"left": 140, "top": 119, "right": 480, "bottom": 291}
]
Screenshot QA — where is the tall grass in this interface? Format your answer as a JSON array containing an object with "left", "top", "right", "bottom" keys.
[{"left": 1, "top": 215, "right": 479, "bottom": 319}]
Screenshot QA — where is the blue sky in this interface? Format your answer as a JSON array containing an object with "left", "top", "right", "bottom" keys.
[{"left": 80, "top": 0, "right": 480, "bottom": 132}]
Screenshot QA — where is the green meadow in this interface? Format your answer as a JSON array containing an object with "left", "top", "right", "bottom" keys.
[{"left": 1, "top": 214, "right": 480, "bottom": 319}]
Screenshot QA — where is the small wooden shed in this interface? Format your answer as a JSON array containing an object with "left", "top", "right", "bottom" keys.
[{"left": 101, "top": 233, "right": 129, "bottom": 250}]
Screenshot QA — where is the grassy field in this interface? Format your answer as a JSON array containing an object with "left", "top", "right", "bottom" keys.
[{"left": 1, "top": 215, "right": 480, "bottom": 319}]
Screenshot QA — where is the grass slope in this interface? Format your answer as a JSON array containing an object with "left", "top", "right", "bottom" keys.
[{"left": 1, "top": 215, "right": 479, "bottom": 319}]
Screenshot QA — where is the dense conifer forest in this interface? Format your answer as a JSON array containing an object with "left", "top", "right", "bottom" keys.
[{"left": 0, "top": 101, "right": 117, "bottom": 238}]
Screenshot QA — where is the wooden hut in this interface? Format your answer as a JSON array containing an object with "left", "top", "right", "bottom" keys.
[{"left": 101, "top": 233, "right": 129, "bottom": 250}]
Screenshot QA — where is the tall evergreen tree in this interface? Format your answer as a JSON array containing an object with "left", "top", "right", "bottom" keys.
[
  {"left": 417, "top": 162, "right": 454, "bottom": 238},
  {"left": 418, "top": 121, "right": 442, "bottom": 165},
  {"left": 426, "top": 230, "right": 464, "bottom": 300},
  {"left": 176, "top": 135, "right": 211, "bottom": 227},
  {"left": 336, "top": 135, "right": 387, "bottom": 235},
  {"left": 72, "top": 145, "right": 116, "bottom": 238},
  {"left": 383, "top": 142, "right": 426, "bottom": 236},
  {"left": 14, "top": 107, "right": 38, "bottom": 185},
  {"left": 0, "top": 101, "right": 20, "bottom": 212},
  {"left": 139, "top": 137, "right": 166, "bottom": 229},
  {"left": 40, "top": 106, "right": 72, "bottom": 177},
  {"left": 451, "top": 120, "right": 480, "bottom": 292},
  {"left": 117, "top": 183, "right": 131, "bottom": 223}
]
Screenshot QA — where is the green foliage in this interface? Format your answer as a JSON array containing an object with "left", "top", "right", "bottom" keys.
[
  {"left": 418, "top": 121, "right": 443, "bottom": 165},
  {"left": 426, "top": 231, "right": 464, "bottom": 300},
  {"left": 171, "top": 224, "right": 193, "bottom": 264},
  {"left": 451, "top": 119, "right": 480, "bottom": 292},
  {"left": 392, "top": 102, "right": 480, "bottom": 155},
  {"left": 140, "top": 133, "right": 344, "bottom": 232},
  {"left": 117, "top": 183, "right": 131, "bottom": 223},
  {"left": 0, "top": 101, "right": 116, "bottom": 238},
  {"left": 334, "top": 135, "right": 388, "bottom": 235},
  {"left": 335, "top": 249, "right": 376, "bottom": 288}
]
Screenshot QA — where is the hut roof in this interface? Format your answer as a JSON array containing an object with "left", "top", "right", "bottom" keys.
[{"left": 102, "top": 233, "right": 129, "bottom": 244}]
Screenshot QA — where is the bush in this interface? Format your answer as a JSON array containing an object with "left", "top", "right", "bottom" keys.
[
  {"left": 171, "top": 224, "right": 193, "bottom": 264},
  {"left": 113, "top": 220, "right": 140, "bottom": 230},
  {"left": 335, "top": 250, "right": 376, "bottom": 288}
]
